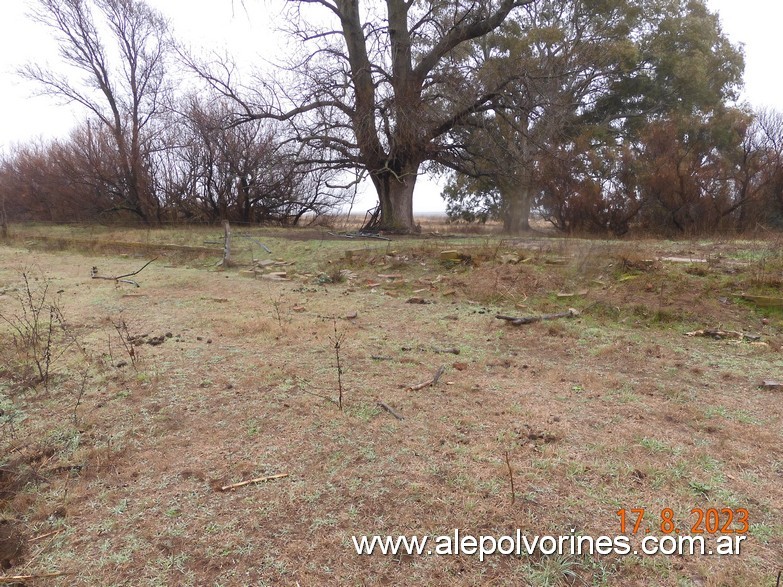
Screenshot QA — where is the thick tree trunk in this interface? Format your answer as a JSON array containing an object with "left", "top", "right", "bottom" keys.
[
  {"left": 502, "top": 186, "right": 533, "bottom": 233},
  {"left": 371, "top": 165, "right": 419, "bottom": 233}
]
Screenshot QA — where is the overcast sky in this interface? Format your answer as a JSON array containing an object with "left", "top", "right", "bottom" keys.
[{"left": 0, "top": 0, "right": 781, "bottom": 213}]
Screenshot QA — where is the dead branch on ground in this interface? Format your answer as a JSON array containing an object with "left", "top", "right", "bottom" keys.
[
  {"left": 377, "top": 401, "right": 405, "bottom": 420},
  {"left": 685, "top": 328, "right": 761, "bottom": 341},
  {"left": 433, "top": 346, "right": 460, "bottom": 355},
  {"left": 29, "top": 529, "right": 65, "bottom": 542},
  {"left": 218, "top": 473, "right": 289, "bottom": 492},
  {"left": 408, "top": 365, "right": 445, "bottom": 391},
  {"left": 91, "top": 258, "right": 156, "bottom": 287},
  {"left": 0, "top": 572, "right": 72, "bottom": 583},
  {"left": 496, "top": 308, "right": 580, "bottom": 326}
]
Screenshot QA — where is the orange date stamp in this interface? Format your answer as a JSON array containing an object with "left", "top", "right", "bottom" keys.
[{"left": 617, "top": 508, "right": 749, "bottom": 535}]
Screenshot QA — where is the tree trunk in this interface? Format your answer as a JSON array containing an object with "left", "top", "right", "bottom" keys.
[
  {"left": 371, "top": 165, "right": 419, "bottom": 233},
  {"left": 502, "top": 186, "right": 533, "bottom": 233}
]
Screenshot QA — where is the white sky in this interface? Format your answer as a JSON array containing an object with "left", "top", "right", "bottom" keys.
[{"left": 0, "top": 0, "right": 781, "bottom": 213}]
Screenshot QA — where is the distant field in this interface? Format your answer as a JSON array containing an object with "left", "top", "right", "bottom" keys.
[{"left": 0, "top": 225, "right": 781, "bottom": 586}]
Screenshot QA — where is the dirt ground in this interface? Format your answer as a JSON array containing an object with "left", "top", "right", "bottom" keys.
[{"left": 0, "top": 227, "right": 781, "bottom": 586}]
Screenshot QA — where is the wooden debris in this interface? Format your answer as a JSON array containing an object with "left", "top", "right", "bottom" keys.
[
  {"left": 90, "top": 258, "right": 156, "bottom": 288},
  {"left": 760, "top": 380, "right": 783, "bottom": 390},
  {"left": 408, "top": 365, "right": 445, "bottom": 391},
  {"left": 496, "top": 308, "right": 580, "bottom": 326},
  {"left": 377, "top": 273, "right": 403, "bottom": 279},
  {"left": 659, "top": 256, "right": 707, "bottom": 263},
  {"left": 261, "top": 272, "right": 290, "bottom": 281},
  {"left": 218, "top": 473, "right": 289, "bottom": 492},
  {"left": 685, "top": 329, "right": 761, "bottom": 341},
  {"left": 406, "top": 297, "right": 432, "bottom": 304},
  {"left": 433, "top": 347, "right": 460, "bottom": 355},
  {"left": 556, "top": 290, "right": 588, "bottom": 298},
  {"left": 0, "top": 572, "right": 72, "bottom": 583},
  {"left": 377, "top": 401, "right": 405, "bottom": 420},
  {"left": 29, "top": 529, "right": 65, "bottom": 543}
]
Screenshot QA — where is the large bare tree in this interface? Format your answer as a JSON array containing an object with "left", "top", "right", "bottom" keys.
[
  {"left": 23, "top": 0, "right": 170, "bottom": 222},
  {"left": 195, "top": 0, "right": 535, "bottom": 232}
]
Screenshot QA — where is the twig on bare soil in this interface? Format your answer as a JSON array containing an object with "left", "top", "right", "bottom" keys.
[
  {"left": 504, "top": 451, "right": 516, "bottom": 506},
  {"left": 685, "top": 328, "right": 761, "bottom": 341},
  {"left": 496, "top": 308, "right": 580, "bottom": 326},
  {"left": 0, "top": 572, "right": 72, "bottom": 583},
  {"left": 433, "top": 347, "right": 460, "bottom": 355},
  {"left": 408, "top": 365, "right": 445, "bottom": 391},
  {"left": 377, "top": 401, "right": 405, "bottom": 420},
  {"left": 29, "top": 529, "right": 64, "bottom": 543},
  {"left": 91, "top": 258, "right": 156, "bottom": 287},
  {"left": 219, "top": 473, "right": 289, "bottom": 492}
]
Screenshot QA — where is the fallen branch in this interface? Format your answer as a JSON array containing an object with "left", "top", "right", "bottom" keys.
[
  {"left": 219, "top": 473, "right": 289, "bottom": 492},
  {"left": 91, "top": 258, "right": 156, "bottom": 288},
  {"left": 496, "top": 308, "right": 580, "bottom": 326},
  {"left": 0, "top": 572, "right": 72, "bottom": 583},
  {"left": 685, "top": 328, "right": 761, "bottom": 341},
  {"left": 377, "top": 401, "right": 405, "bottom": 420},
  {"left": 433, "top": 347, "right": 460, "bottom": 355},
  {"left": 29, "top": 529, "right": 64, "bottom": 543},
  {"left": 408, "top": 365, "right": 445, "bottom": 391}
]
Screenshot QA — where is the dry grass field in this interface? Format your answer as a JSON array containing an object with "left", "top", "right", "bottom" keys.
[{"left": 0, "top": 223, "right": 781, "bottom": 586}]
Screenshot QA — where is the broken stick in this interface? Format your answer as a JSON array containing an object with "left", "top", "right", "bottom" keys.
[
  {"left": 377, "top": 401, "right": 405, "bottom": 420},
  {"left": 0, "top": 572, "right": 72, "bottom": 583},
  {"left": 408, "top": 365, "right": 445, "bottom": 391},
  {"left": 496, "top": 308, "right": 580, "bottom": 326},
  {"left": 685, "top": 328, "right": 761, "bottom": 341},
  {"left": 219, "top": 473, "right": 288, "bottom": 492},
  {"left": 91, "top": 258, "right": 157, "bottom": 288}
]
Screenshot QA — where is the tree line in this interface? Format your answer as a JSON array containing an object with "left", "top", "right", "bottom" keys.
[{"left": 1, "top": 0, "right": 781, "bottom": 234}]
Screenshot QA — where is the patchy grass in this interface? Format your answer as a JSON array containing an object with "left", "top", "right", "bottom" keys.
[{"left": 0, "top": 229, "right": 781, "bottom": 586}]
